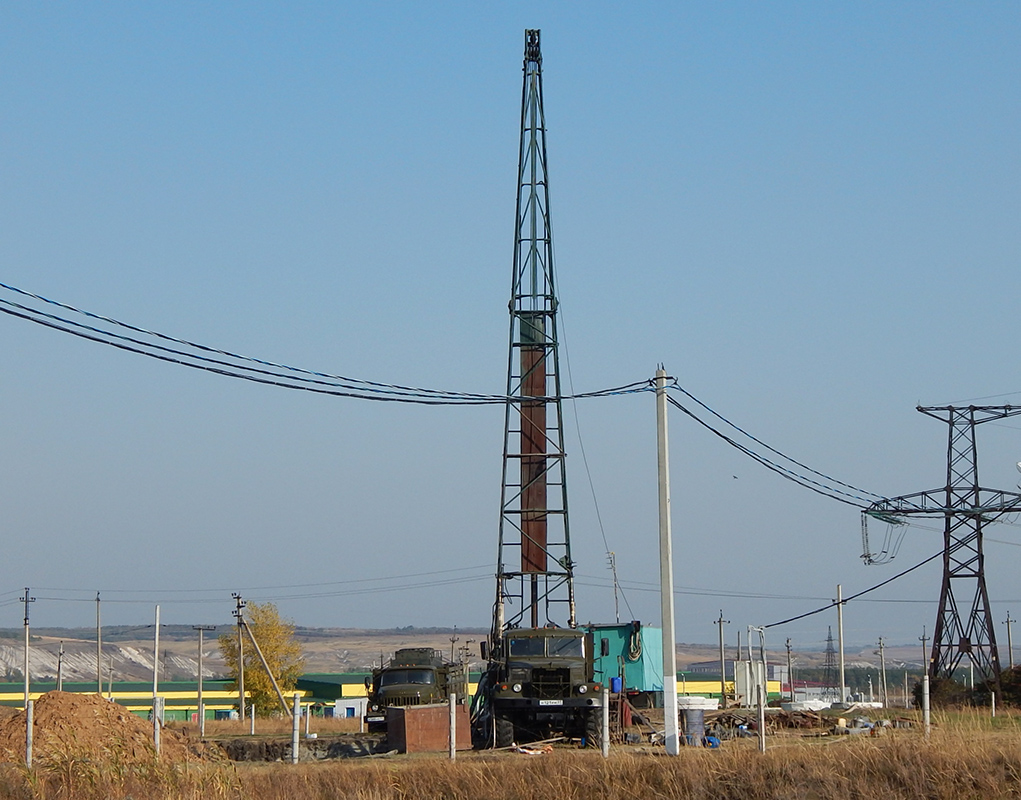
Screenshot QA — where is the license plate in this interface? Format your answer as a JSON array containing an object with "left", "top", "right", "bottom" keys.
[{"left": 538, "top": 700, "right": 563, "bottom": 706}]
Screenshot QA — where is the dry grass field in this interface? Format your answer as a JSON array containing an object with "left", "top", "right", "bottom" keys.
[{"left": 0, "top": 706, "right": 1017, "bottom": 799}]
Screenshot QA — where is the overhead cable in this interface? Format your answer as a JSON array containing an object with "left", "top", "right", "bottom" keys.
[
  {"left": 669, "top": 384, "right": 884, "bottom": 502},
  {"left": 664, "top": 393, "right": 875, "bottom": 508},
  {"left": 0, "top": 282, "right": 652, "bottom": 405},
  {"left": 762, "top": 549, "right": 943, "bottom": 629}
]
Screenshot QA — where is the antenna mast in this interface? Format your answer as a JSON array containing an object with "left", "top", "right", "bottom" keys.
[{"left": 493, "top": 29, "right": 575, "bottom": 644}]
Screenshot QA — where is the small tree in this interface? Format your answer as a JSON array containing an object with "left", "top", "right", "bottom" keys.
[{"left": 219, "top": 602, "right": 305, "bottom": 717}]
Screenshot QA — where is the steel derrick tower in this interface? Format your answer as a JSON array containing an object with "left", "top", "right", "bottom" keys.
[{"left": 492, "top": 29, "right": 576, "bottom": 643}]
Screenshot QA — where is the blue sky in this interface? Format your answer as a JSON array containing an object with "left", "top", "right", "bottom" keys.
[{"left": 1, "top": 3, "right": 1019, "bottom": 653}]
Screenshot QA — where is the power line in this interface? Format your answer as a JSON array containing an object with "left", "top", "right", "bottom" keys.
[
  {"left": 0, "top": 282, "right": 653, "bottom": 405},
  {"left": 669, "top": 384, "right": 884, "bottom": 502},
  {"left": 32, "top": 564, "right": 493, "bottom": 596},
  {"left": 664, "top": 392, "right": 875, "bottom": 507},
  {"left": 763, "top": 550, "right": 943, "bottom": 629}
]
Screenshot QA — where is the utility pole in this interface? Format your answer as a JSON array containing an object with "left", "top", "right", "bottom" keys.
[
  {"left": 877, "top": 637, "right": 889, "bottom": 708},
  {"left": 152, "top": 605, "right": 160, "bottom": 700},
  {"left": 749, "top": 626, "right": 766, "bottom": 753},
  {"left": 920, "top": 627, "right": 930, "bottom": 672},
  {"left": 56, "top": 642, "right": 64, "bottom": 692},
  {"left": 152, "top": 604, "right": 161, "bottom": 751},
  {"left": 608, "top": 553, "right": 621, "bottom": 625},
  {"left": 656, "top": 367, "right": 679, "bottom": 756},
  {"left": 96, "top": 593, "right": 102, "bottom": 695},
  {"left": 233, "top": 594, "right": 247, "bottom": 723},
  {"left": 21, "top": 588, "right": 34, "bottom": 711},
  {"left": 193, "top": 625, "right": 215, "bottom": 736},
  {"left": 1005, "top": 612, "right": 1015, "bottom": 671},
  {"left": 785, "top": 638, "right": 794, "bottom": 703},
  {"left": 836, "top": 584, "right": 846, "bottom": 704},
  {"left": 862, "top": 406, "right": 1021, "bottom": 690},
  {"left": 241, "top": 617, "right": 292, "bottom": 717},
  {"left": 716, "top": 611, "right": 729, "bottom": 708}
]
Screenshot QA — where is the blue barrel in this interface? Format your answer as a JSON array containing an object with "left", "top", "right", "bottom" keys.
[
  {"left": 682, "top": 708, "right": 705, "bottom": 746},
  {"left": 610, "top": 676, "right": 623, "bottom": 693}
]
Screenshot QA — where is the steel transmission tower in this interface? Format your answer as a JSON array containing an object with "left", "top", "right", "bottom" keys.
[
  {"left": 493, "top": 29, "right": 576, "bottom": 642},
  {"left": 864, "top": 405, "right": 1021, "bottom": 688},
  {"left": 822, "top": 626, "right": 838, "bottom": 701}
]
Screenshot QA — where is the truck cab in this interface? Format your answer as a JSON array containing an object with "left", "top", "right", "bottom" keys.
[
  {"left": 487, "top": 627, "right": 603, "bottom": 747},
  {"left": 365, "top": 647, "right": 461, "bottom": 731}
]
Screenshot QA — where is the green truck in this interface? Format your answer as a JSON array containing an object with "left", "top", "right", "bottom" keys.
[
  {"left": 480, "top": 627, "right": 603, "bottom": 747},
  {"left": 364, "top": 647, "right": 464, "bottom": 732}
]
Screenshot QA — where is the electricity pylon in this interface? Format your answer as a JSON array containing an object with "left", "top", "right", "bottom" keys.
[
  {"left": 864, "top": 405, "right": 1021, "bottom": 688},
  {"left": 492, "top": 29, "right": 575, "bottom": 647}
]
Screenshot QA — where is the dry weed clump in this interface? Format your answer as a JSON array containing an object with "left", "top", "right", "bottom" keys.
[
  {"left": 2, "top": 713, "right": 1021, "bottom": 799},
  {"left": 233, "top": 733, "right": 1021, "bottom": 800}
]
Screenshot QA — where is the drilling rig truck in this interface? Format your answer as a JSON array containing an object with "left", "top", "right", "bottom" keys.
[{"left": 473, "top": 29, "right": 603, "bottom": 749}]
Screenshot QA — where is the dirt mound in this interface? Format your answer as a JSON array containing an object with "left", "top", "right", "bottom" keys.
[{"left": 0, "top": 692, "right": 214, "bottom": 765}]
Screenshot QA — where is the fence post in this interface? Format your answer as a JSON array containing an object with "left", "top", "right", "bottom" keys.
[
  {"left": 601, "top": 686, "right": 610, "bottom": 758},
  {"left": 449, "top": 692, "right": 457, "bottom": 761},
  {"left": 922, "top": 674, "right": 930, "bottom": 739},
  {"left": 291, "top": 694, "right": 300, "bottom": 764}
]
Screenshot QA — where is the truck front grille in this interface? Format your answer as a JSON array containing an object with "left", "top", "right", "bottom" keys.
[
  {"left": 531, "top": 668, "right": 570, "bottom": 699},
  {"left": 383, "top": 695, "right": 422, "bottom": 707}
]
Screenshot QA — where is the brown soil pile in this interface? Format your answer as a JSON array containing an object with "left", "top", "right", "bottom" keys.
[{"left": 0, "top": 692, "right": 214, "bottom": 765}]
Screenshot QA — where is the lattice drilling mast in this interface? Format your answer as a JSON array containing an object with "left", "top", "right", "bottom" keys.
[
  {"left": 864, "top": 405, "right": 1021, "bottom": 688},
  {"left": 492, "top": 28, "right": 576, "bottom": 643}
]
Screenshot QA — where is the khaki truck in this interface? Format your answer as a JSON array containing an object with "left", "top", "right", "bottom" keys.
[
  {"left": 478, "top": 627, "right": 603, "bottom": 747},
  {"left": 365, "top": 647, "right": 464, "bottom": 732}
]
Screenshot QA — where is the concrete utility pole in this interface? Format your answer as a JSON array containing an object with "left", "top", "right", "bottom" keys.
[
  {"left": 233, "top": 594, "right": 246, "bottom": 723},
  {"left": 786, "top": 638, "right": 794, "bottom": 703},
  {"left": 152, "top": 605, "right": 161, "bottom": 753},
  {"left": 193, "top": 625, "right": 215, "bottom": 736},
  {"left": 655, "top": 367, "right": 679, "bottom": 756},
  {"left": 717, "top": 611, "right": 729, "bottom": 708},
  {"left": 96, "top": 593, "right": 102, "bottom": 695},
  {"left": 56, "top": 642, "right": 64, "bottom": 692},
  {"left": 241, "top": 617, "right": 292, "bottom": 717},
  {"left": 609, "top": 553, "right": 621, "bottom": 624},
  {"left": 25, "top": 700, "right": 33, "bottom": 767},
  {"left": 877, "top": 637, "right": 889, "bottom": 708},
  {"left": 21, "top": 588, "right": 34, "bottom": 711},
  {"left": 836, "top": 584, "right": 846, "bottom": 704},
  {"left": 919, "top": 627, "right": 930, "bottom": 672},
  {"left": 152, "top": 605, "right": 160, "bottom": 699},
  {"left": 749, "top": 626, "right": 766, "bottom": 753},
  {"left": 1005, "top": 612, "right": 1015, "bottom": 671}
]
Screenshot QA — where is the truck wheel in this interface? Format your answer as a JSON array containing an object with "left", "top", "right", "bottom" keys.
[
  {"left": 584, "top": 709, "right": 601, "bottom": 748},
  {"left": 495, "top": 716, "right": 515, "bottom": 748}
]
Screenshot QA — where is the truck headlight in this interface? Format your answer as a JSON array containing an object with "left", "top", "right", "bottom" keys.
[
  {"left": 577, "top": 684, "right": 587, "bottom": 694},
  {"left": 512, "top": 683, "right": 522, "bottom": 693}
]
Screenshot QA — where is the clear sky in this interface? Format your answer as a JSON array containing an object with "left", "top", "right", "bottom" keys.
[{"left": 1, "top": 3, "right": 1019, "bottom": 653}]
